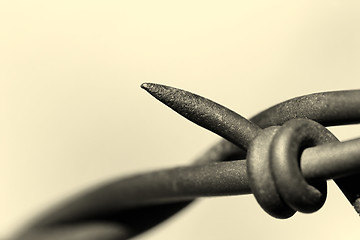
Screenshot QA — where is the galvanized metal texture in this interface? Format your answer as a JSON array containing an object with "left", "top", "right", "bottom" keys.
[
  {"left": 14, "top": 84, "right": 360, "bottom": 240},
  {"left": 247, "top": 126, "right": 296, "bottom": 219},
  {"left": 140, "top": 83, "right": 261, "bottom": 149},
  {"left": 142, "top": 84, "right": 360, "bottom": 215},
  {"left": 142, "top": 83, "right": 360, "bottom": 211},
  {"left": 195, "top": 89, "right": 360, "bottom": 164},
  {"left": 194, "top": 86, "right": 360, "bottom": 213},
  {"left": 269, "top": 119, "right": 336, "bottom": 214}
]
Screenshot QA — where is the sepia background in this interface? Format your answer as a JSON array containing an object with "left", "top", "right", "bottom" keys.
[{"left": 1, "top": 1, "right": 360, "bottom": 239}]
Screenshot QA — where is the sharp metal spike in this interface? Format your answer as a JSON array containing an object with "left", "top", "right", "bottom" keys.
[{"left": 141, "top": 82, "right": 260, "bottom": 149}]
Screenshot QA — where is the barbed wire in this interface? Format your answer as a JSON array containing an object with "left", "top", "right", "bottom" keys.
[{"left": 13, "top": 84, "right": 360, "bottom": 240}]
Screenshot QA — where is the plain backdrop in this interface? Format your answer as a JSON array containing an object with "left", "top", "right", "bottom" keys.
[{"left": 1, "top": 1, "right": 360, "bottom": 239}]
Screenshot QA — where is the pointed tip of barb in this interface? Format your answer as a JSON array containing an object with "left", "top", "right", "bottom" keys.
[
  {"left": 141, "top": 82, "right": 168, "bottom": 97},
  {"left": 140, "top": 82, "right": 153, "bottom": 91},
  {"left": 140, "top": 82, "right": 174, "bottom": 103}
]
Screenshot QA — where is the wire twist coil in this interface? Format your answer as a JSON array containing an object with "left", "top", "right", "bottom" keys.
[{"left": 248, "top": 119, "right": 339, "bottom": 218}]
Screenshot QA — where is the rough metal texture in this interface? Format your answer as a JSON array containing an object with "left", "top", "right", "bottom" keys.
[
  {"left": 247, "top": 126, "right": 295, "bottom": 219},
  {"left": 269, "top": 119, "right": 335, "bottom": 214},
  {"left": 14, "top": 84, "right": 360, "bottom": 240},
  {"left": 141, "top": 83, "right": 261, "bottom": 149}
]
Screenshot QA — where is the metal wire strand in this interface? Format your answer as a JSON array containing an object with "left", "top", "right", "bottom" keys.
[
  {"left": 14, "top": 85, "right": 360, "bottom": 240},
  {"left": 15, "top": 138, "right": 360, "bottom": 240},
  {"left": 195, "top": 89, "right": 360, "bottom": 163}
]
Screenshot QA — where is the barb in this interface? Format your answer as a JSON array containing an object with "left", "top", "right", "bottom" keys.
[
  {"left": 14, "top": 84, "right": 360, "bottom": 240},
  {"left": 142, "top": 83, "right": 360, "bottom": 212},
  {"left": 141, "top": 83, "right": 260, "bottom": 149}
]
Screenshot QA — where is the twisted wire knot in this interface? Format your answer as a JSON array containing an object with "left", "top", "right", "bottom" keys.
[{"left": 247, "top": 119, "right": 339, "bottom": 218}]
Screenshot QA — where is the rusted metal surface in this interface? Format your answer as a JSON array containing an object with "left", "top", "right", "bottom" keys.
[{"left": 14, "top": 84, "right": 360, "bottom": 240}]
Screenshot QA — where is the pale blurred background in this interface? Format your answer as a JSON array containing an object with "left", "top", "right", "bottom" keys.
[{"left": 1, "top": 1, "right": 360, "bottom": 239}]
